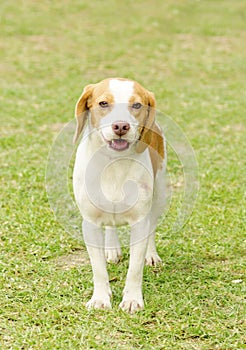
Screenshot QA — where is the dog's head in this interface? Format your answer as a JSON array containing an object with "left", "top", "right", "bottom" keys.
[{"left": 73, "top": 78, "right": 156, "bottom": 153}]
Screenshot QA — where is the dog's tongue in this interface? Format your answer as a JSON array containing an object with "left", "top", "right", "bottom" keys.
[{"left": 110, "top": 139, "right": 129, "bottom": 151}]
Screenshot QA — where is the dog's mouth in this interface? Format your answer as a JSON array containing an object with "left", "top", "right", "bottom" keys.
[
  {"left": 101, "top": 132, "right": 133, "bottom": 152},
  {"left": 108, "top": 139, "right": 129, "bottom": 151}
]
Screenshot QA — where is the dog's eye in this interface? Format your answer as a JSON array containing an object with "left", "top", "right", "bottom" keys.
[
  {"left": 132, "top": 102, "right": 142, "bottom": 109},
  {"left": 99, "top": 101, "right": 109, "bottom": 108}
]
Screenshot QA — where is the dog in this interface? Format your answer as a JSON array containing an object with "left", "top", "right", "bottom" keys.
[{"left": 73, "top": 78, "right": 166, "bottom": 313}]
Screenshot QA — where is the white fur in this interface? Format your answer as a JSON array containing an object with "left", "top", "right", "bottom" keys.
[
  {"left": 100, "top": 112, "right": 138, "bottom": 144},
  {"left": 73, "top": 79, "right": 166, "bottom": 313},
  {"left": 109, "top": 79, "right": 134, "bottom": 103}
]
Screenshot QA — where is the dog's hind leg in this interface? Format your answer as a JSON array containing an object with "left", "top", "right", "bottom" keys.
[
  {"left": 145, "top": 230, "right": 162, "bottom": 266},
  {"left": 105, "top": 226, "right": 122, "bottom": 263}
]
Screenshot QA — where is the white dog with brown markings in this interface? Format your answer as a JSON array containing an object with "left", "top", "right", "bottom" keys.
[{"left": 73, "top": 78, "right": 167, "bottom": 313}]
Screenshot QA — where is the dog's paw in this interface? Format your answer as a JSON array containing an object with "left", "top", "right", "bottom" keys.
[
  {"left": 145, "top": 252, "right": 162, "bottom": 266},
  {"left": 119, "top": 299, "right": 144, "bottom": 314},
  {"left": 86, "top": 297, "right": 112, "bottom": 310},
  {"left": 105, "top": 248, "right": 122, "bottom": 263}
]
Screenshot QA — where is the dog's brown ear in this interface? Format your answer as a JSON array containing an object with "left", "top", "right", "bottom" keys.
[
  {"left": 136, "top": 90, "right": 156, "bottom": 153},
  {"left": 73, "top": 84, "right": 95, "bottom": 144}
]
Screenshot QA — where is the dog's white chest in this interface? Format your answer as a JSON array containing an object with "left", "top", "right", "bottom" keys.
[
  {"left": 100, "top": 158, "right": 153, "bottom": 203},
  {"left": 73, "top": 140, "right": 154, "bottom": 226}
]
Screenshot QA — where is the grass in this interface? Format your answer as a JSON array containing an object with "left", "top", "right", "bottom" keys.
[{"left": 1, "top": 0, "right": 245, "bottom": 349}]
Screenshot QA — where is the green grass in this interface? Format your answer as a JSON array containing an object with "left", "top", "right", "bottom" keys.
[{"left": 1, "top": 0, "right": 245, "bottom": 349}]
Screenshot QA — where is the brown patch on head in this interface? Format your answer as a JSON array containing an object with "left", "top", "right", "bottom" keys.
[
  {"left": 130, "top": 81, "right": 165, "bottom": 176},
  {"left": 73, "top": 79, "right": 115, "bottom": 143},
  {"left": 132, "top": 81, "right": 156, "bottom": 154},
  {"left": 89, "top": 80, "right": 115, "bottom": 128},
  {"left": 129, "top": 81, "right": 155, "bottom": 107}
]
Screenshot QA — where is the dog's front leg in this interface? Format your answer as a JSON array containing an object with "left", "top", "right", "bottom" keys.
[
  {"left": 119, "top": 218, "right": 150, "bottom": 313},
  {"left": 82, "top": 220, "right": 112, "bottom": 309}
]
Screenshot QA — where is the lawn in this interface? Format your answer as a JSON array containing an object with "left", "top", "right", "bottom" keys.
[{"left": 1, "top": 0, "right": 245, "bottom": 349}]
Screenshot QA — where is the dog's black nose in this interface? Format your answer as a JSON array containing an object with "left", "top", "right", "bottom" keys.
[{"left": 112, "top": 122, "right": 130, "bottom": 136}]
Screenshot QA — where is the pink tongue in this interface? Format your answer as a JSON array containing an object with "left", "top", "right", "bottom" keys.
[{"left": 111, "top": 139, "right": 128, "bottom": 150}]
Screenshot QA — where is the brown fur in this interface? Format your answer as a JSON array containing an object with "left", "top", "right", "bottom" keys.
[
  {"left": 132, "top": 82, "right": 165, "bottom": 175},
  {"left": 148, "top": 124, "right": 165, "bottom": 177},
  {"left": 74, "top": 84, "right": 95, "bottom": 144}
]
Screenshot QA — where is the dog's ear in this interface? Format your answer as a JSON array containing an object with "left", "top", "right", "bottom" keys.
[
  {"left": 73, "top": 84, "right": 95, "bottom": 144},
  {"left": 136, "top": 90, "right": 156, "bottom": 153}
]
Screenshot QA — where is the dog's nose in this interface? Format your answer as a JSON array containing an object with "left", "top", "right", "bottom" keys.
[{"left": 112, "top": 122, "right": 130, "bottom": 136}]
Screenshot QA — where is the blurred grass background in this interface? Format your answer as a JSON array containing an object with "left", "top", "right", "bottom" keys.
[{"left": 1, "top": 1, "right": 245, "bottom": 349}]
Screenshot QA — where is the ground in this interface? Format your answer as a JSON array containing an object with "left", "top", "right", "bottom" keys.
[{"left": 1, "top": 1, "right": 245, "bottom": 349}]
